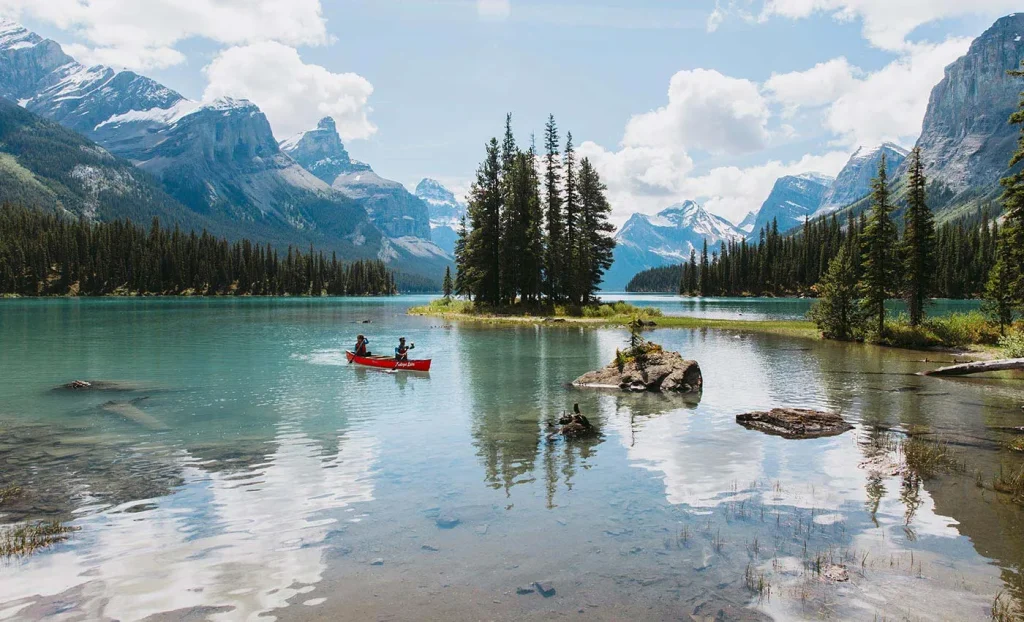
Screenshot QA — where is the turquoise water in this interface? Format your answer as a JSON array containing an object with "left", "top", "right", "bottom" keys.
[
  {"left": 0, "top": 297, "right": 1021, "bottom": 621},
  {"left": 598, "top": 294, "right": 982, "bottom": 321}
]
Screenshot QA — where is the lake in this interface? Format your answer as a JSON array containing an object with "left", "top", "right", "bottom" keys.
[{"left": 0, "top": 297, "right": 1021, "bottom": 621}]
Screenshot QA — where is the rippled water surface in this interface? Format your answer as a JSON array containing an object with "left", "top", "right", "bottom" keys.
[{"left": 0, "top": 297, "right": 1022, "bottom": 621}]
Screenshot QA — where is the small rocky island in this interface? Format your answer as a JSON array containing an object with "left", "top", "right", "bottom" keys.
[
  {"left": 573, "top": 335, "right": 702, "bottom": 394},
  {"left": 736, "top": 408, "right": 853, "bottom": 439}
]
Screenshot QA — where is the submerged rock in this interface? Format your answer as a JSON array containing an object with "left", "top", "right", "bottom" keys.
[
  {"left": 736, "top": 408, "right": 852, "bottom": 439},
  {"left": 55, "top": 380, "right": 160, "bottom": 392},
  {"left": 573, "top": 351, "right": 702, "bottom": 394}
]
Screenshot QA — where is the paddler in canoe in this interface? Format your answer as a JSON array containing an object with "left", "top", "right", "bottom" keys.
[
  {"left": 354, "top": 334, "right": 371, "bottom": 356},
  {"left": 395, "top": 337, "right": 415, "bottom": 361}
]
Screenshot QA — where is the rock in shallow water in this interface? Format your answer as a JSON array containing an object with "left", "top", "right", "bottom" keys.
[
  {"left": 572, "top": 351, "right": 702, "bottom": 394},
  {"left": 736, "top": 408, "right": 852, "bottom": 439}
]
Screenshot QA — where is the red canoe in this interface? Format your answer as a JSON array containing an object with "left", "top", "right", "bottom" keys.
[{"left": 345, "top": 351, "right": 432, "bottom": 372}]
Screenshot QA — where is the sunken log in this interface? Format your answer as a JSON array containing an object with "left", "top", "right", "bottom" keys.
[
  {"left": 918, "top": 358, "right": 1024, "bottom": 377},
  {"left": 573, "top": 350, "right": 702, "bottom": 393},
  {"left": 736, "top": 408, "right": 852, "bottom": 439}
]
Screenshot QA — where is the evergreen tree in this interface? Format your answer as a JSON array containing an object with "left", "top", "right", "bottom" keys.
[
  {"left": 984, "top": 62, "right": 1024, "bottom": 330},
  {"left": 521, "top": 137, "right": 546, "bottom": 303},
  {"left": 810, "top": 244, "right": 864, "bottom": 341},
  {"left": 543, "top": 115, "right": 564, "bottom": 301},
  {"left": 859, "top": 154, "right": 899, "bottom": 337},
  {"left": 699, "top": 239, "right": 710, "bottom": 297},
  {"left": 574, "top": 157, "right": 616, "bottom": 302},
  {"left": 464, "top": 138, "right": 503, "bottom": 304},
  {"left": 901, "top": 147, "right": 936, "bottom": 326},
  {"left": 453, "top": 216, "right": 470, "bottom": 298},
  {"left": 687, "top": 249, "right": 698, "bottom": 294},
  {"left": 499, "top": 114, "right": 519, "bottom": 304},
  {"left": 442, "top": 265, "right": 453, "bottom": 299},
  {"left": 563, "top": 131, "right": 579, "bottom": 302},
  {"left": 983, "top": 237, "right": 1018, "bottom": 333}
]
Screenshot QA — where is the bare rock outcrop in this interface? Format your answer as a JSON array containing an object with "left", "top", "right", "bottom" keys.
[{"left": 573, "top": 350, "right": 702, "bottom": 394}]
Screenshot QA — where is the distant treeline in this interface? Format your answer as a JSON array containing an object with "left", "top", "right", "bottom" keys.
[
  {"left": 625, "top": 209, "right": 998, "bottom": 300},
  {"left": 0, "top": 205, "right": 397, "bottom": 296}
]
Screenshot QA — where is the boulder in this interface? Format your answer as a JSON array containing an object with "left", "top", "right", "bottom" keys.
[
  {"left": 546, "top": 404, "right": 598, "bottom": 440},
  {"left": 573, "top": 350, "right": 702, "bottom": 394},
  {"left": 736, "top": 408, "right": 852, "bottom": 439}
]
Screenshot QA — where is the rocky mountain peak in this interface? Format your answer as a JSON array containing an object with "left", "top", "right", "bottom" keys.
[
  {"left": 815, "top": 143, "right": 908, "bottom": 216},
  {"left": 749, "top": 173, "right": 833, "bottom": 238},
  {"left": 912, "top": 13, "right": 1024, "bottom": 202},
  {"left": 280, "top": 117, "right": 368, "bottom": 185}
]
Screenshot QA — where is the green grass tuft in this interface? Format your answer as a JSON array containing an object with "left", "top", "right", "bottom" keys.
[{"left": 0, "top": 521, "right": 79, "bottom": 558}]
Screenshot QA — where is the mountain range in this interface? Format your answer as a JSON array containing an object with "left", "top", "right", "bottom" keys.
[
  {"left": 0, "top": 18, "right": 452, "bottom": 286},
  {"left": 415, "top": 178, "right": 468, "bottom": 255},
  {"left": 603, "top": 201, "right": 744, "bottom": 289},
  {"left": 609, "top": 13, "right": 1024, "bottom": 290}
]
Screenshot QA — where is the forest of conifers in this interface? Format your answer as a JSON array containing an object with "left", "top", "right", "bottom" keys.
[
  {"left": 0, "top": 205, "right": 397, "bottom": 296},
  {"left": 624, "top": 208, "right": 1000, "bottom": 299}
]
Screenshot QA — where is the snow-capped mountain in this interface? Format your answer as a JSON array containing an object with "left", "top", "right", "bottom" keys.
[
  {"left": 0, "top": 19, "right": 450, "bottom": 282},
  {"left": 281, "top": 118, "right": 432, "bottom": 240},
  {"left": 737, "top": 211, "right": 758, "bottom": 234},
  {"left": 415, "top": 179, "right": 467, "bottom": 255},
  {"left": 749, "top": 172, "right": 834, "bottom": 238},
  {"left": 603, "top": 201, "right": 744, "bottom": 290},
  {"left": 815, "top": 143, "right": 908, "bottom": 217}
]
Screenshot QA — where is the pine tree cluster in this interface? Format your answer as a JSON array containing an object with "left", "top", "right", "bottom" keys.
[
  {"left": 0, "top": 205, "right": 397, "bottom": 296},
  {"left": 456, "top": 115, "right": 615, "bottom": 306}
]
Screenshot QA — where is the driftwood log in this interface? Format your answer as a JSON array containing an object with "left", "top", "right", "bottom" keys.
[{"left": 918, "top": 358, "right": 1024, "bottom": 377}]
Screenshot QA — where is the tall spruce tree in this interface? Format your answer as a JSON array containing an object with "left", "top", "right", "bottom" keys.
[
  {"left": 464, "top": 138, "right": 503, "bottom": 304},
  {"left": 543, "top": 115, "right": 564, "bottom": 301},
  {"left": 985, "top": 61, "right": 1024, "bottom": 329},
  {"left": 563, "top": 131, "right": 579, "bottom": 302},
  {"left": 859, "top": 154, "right": 899, "bottom": 337},
  {"left": 499, "top": 114, "right": 520, "bottom": 304},
  {"left": 520, "top": 140, "right": 546, "bottom": 303},
  {"left": 901, "top": 147, "right": 936, "bottom": 326},
  {"left": 575, "top": 157, "right": 616, "bottom": 301},
  {"left": 442, "top": 266, "right": 453, "bottom": 299},
  {"left": 687, "top": 249, "right": 698, "bottom": 294},
  {"left": 453, "top": 216, "right": 470, "bottom": 298},
  {"left": 699, "top": 239, "right": 710, "bottom": 297}
]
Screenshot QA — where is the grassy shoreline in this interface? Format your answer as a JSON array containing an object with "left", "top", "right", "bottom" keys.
[
  {"left": 408, "top": 300, "right": 819, "bottom": 338},
  {"left": 409, "top": 299, "right": 1012, "bottom": 357}
]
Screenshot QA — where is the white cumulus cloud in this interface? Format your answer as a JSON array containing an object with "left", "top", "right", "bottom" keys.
[
  {"left": 764, "top": 57, "right": 863, "bottom": 112},
  {"left": 624, "top": 69, "right": 771, "bottom": 156},
  {"left": 202, "top": 42, "right": 376, "bottom": 142},
  {"left": 0, "top": 0, "right": 329, "bottom": 70},
  {"left": 758, "top": 0, "right": 1019, "bottom": 50}
]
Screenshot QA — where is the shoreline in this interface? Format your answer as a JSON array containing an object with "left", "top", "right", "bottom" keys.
[{"left": 408, "top": 306, "right": 1002, "bottom": 358}]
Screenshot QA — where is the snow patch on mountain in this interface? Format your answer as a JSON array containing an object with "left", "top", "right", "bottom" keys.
[{"left": 603, "top": 201, "right": 743, "bottom": 290}]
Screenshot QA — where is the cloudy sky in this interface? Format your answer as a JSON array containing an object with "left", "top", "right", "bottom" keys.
[{"left": 5, "top": 0, "right": 1020, "bottom": 225}]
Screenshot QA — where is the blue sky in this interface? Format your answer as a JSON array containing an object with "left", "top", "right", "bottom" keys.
[{"left": 10, "top": 0, "right": 1020, "bottom": 224}]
